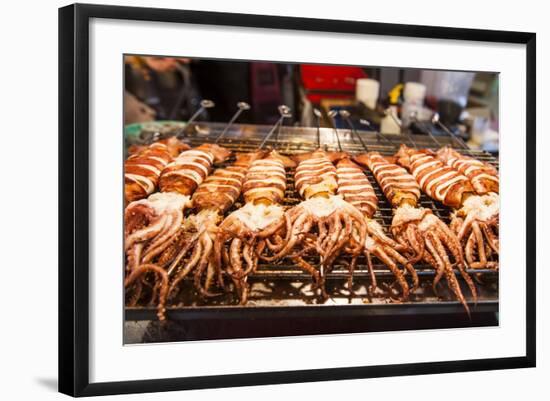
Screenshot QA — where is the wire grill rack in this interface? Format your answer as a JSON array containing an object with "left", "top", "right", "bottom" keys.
[{"left": 128, "top": 122, "right": 499, "bottom": 308}]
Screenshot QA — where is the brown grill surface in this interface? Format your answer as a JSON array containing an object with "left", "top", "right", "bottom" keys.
[{"left": 127, "top": 123, "right": 499, "bottom": 310}]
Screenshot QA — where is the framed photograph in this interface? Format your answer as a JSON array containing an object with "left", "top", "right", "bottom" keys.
[{"left": 59, "top": 2, "right": 536, "bottom": 397}]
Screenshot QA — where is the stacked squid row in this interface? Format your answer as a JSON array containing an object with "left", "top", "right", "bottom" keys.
[{"left": 123, "top": 137, "right": 499, "bottom": 320}]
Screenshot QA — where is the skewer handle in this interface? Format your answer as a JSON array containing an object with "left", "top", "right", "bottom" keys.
[
  {"left": 176, "top": 99, "right": 215, "bottom": 139},
  {"left": 410, "top": 111, "right": 442, "bottom": 148},
  {"left": 327, "top": 109, "right": 342, "bottom": 152},
  {"left": 432, "top": 113, "right": 470, "bottom": 150},
  {"left": 214, "top": 101, "right": 250, "bottom": 144},
  {"left": 259, "top": 105, "right": 291, "bottom": 149},
  {"left": 313, "top": 108, "right": 323, "bottom": 148},
  {"left": 339, "top": 110, "right": 369, "bottom": 152},
  {"left": 359, "top": 118, "right": 398, "bottom": 151}
]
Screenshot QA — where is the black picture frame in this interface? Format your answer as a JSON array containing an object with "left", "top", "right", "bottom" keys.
[{"left": 59, "top": 3, "right": 536, "bottom": 397}]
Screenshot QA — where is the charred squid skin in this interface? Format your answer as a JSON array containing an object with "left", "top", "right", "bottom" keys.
[
  {"left": 167, "top": 239, "right": 203, "bottom": 300},
  {"left": 382, "top": 245, "right": 419, "bottom": 292},
  {"left": 261, "top": 211, "right": 308, "bottom": 262},
  {"left": 292, "top": 256, "right": 327, "bottom": 300},
  {"left": 166, "top": 229, "right": 203, "bottom": 274},
  {"left": 472, "top": 221, "right": 487, "bottom": 267},
  {"left": 393, "top": 207, "right": 477, "bottom": 304},
  {"left": 125, "top": 263, "right": 169, "bottom": 321},
  {"left": 157, "top": 230, "right": 186, "bottom": 268},
  {"left": 323, "top": 213, "right": 353, "bottom": 269},
  {"left": 364, "top": 251, "right": 378, "bottom": 293},
  {"left": 239, "top": 243, "right": 256, "bottom": 278},
  {"left": 480, "top": 222, "right": 499, "bottom": 254},
  {"left": 193, "top": 233, "right": 221, "bottom": 298},
  {"left": 125, "top": 214, "right": 168, "bottom": 251},
  {"left": 425, "top": 232, "right": 471, "bottom": 317},
  {"left": 127, "top": 243, "right": 144, "bottom": 273},
  {"left": 404, "top": 224, "right": 425, "bottom": 263},
  {"left": 434, "top": 221, "right": 477, "bottom": 302},
  {"left": 142, "top": 210, "right": 185, "bottom": 263},
  {"left": 368, "top": 243, "right": 410, "bottom": 300},
  {"left": 265, "top": 234, "right": 285, "bottom": 252},
  {"left": 453, "top": 194, "right": 499, "bottom": 269},
  {"left": 204, "top": 261, "right": 216, "bottom": 293},
  {"left": 347, "top": 256, "right": 359, "bottom": 294}
]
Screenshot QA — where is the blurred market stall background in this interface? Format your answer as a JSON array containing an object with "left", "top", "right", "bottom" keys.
[{"left": 125, "top": 55, "right": 499, "bottom": 152}]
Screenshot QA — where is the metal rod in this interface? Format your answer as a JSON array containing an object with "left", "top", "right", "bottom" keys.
[
  {"left": 313, "top": 108, "right": 322, "bottom": 148},
  {"left": 432, "top": 113, "right": 470, "bottom": 150},
  {"left": 409, "top": 111, "right": 442, "bottom": 148},
  {"left": 358, "top": 119, "right": 375, "bottom": 147},
  {"left": 327, "top": 109, "right": 343, "bottom": 152},
  {"left": 358, "top": 118, "right": 398, "bottom": 151},
  {"left": 175, "top": 99, "right": 215, "bottom": 139},
  {"left": 340, "top": 110, "right": 369, "bottom": 152},
  {"left": 403, "top": 131, "right": 419, "bottom": 149},
  {"left": 214, "top": 101, "right": 250, "bottom": 144},
  {"left": 258, "top": 105, "right": 292, "bottom": 149}
]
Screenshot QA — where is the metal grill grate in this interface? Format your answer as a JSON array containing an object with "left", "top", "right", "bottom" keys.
[{"left": 132, "top": 122, "right": 499, "bottom": 307}]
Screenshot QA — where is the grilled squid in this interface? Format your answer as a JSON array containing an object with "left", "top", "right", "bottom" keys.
[
  {"left": 213, "top": 151, "right": 294, "bottom": 304},
  {"left": 262, "top": 150, "right": 368, "bottom": 298},
  {"left": 397, "top": 144, "right": 499, "bottom": 270},
  {"left": 159, "top": 143, "right": 231, "bottom": 195},
  {"left": 124, "top": 142, "right": 231, "bottom": 319},
  {"left": 336, "top": 157, "right": 418, "bottom": 299},
  {"left": 125, "top": 143, "right": 231, "bottom": 270},
  {"left": 355, "top": 151, "right": 476, "bottom": 313},
  {"left": 124, "top": 137, "right": 189, "bottom": 202},
  {"left": 437, "top": 146, "right": 499, "bottom": 195},
  {"left": 124, "top": 192, "right": 192, "bottom": 320},
  {"left": 167, "top": 151, "right": 267, "bottom": 300}
]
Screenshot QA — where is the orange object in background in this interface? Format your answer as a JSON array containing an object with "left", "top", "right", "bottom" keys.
[{"left": 300, "top": 65, "right": 368, "bottom": 103}]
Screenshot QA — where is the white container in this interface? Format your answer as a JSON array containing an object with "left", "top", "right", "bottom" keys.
[
  {"left": 403, "top": 82, "right": 427, "bottom": 103},
  {"left": 356, "top": 78, "right": 380, "bottom": 109},
  {"left": 402, "top": 82, "right": 427, "bottom": 127},
  {"left": 381, "top": 106, "right": 401, "bottom": 135}
]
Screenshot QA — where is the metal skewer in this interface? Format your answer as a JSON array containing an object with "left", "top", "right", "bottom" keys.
[
  {"left": 409, "top": 111, "right": 442, "bottom": 148},
  {"left": 259, "top": 105, "right": 292, "bottom": 149},
  {"left": 313, "top": 108, "right": 323, "bottom": 149},
  {"left": 214, "top": 101, "right": 250, "bottom": 144},
  {"left": 339, "top": 110, "right": 369, "bottom": 152},
  {"left": 358, "top": 118, "right": 398, "bottom": 151},
  {"left": 432, "top": 113, "right": 470, "bottom": 150},
  {"left": 175, "top": 99, "right": 215, "bottom": 139},
  {"left": 327, "top": 110, "right": 343, "bottom": 152},
  {"left": 340, "top": 113, "right": 369, "bottom": 154}
]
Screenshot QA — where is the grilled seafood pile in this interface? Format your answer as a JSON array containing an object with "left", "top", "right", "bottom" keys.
[
  {"left": 167, "top": 150, "right": 267, "bottom": 301},
  {"left": 355, "top": 152, "right": 476, "bottom": 313},
  {"left": 124, "top": 143, "right": 231, "bottom": 319},
  {"left": 396, "top": 145, "right": 499, "bottom": 270},
  {"left": 259, "top": 150, "right": 368, "bottom": 298},
  {"left": 123, "top": 135, "right": 499, "bottom": 319},
  {"left": 124, "top": 137, "right": 189, "bottom": 203},
  {"left": 213, "top": 150, "right": 294, "bottom": 303},
  {"left": 335, "top": 157, "right": 418, "bottom": 299}
]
